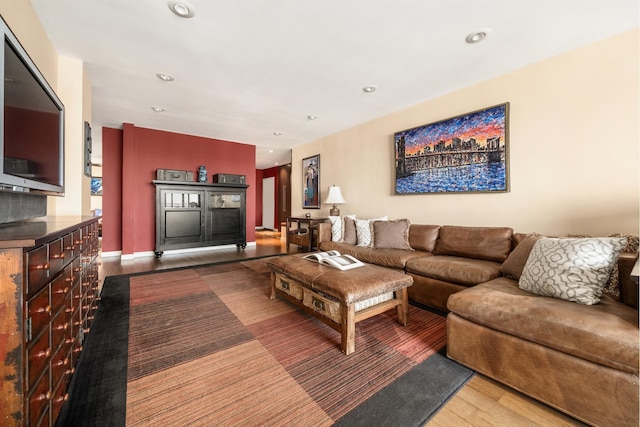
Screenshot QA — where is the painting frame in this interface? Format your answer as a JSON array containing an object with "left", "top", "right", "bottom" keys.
[
  {"left": 394, "top": 103, "right": 510, "bottom": 195},
  {"left": 302, "top": 154, "right": 320, "bottom": 209}
]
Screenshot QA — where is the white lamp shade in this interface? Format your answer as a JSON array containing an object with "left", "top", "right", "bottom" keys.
[{"left": 324, "top": 186, "right": 346, "bottom": 204}]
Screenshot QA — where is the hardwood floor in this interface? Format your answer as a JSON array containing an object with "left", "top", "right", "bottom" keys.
[{"left": 99, "top": 230, "right": 586, "bottom": 427}]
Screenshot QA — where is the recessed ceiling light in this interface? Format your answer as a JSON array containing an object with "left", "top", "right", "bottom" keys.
[
  {"left": 151, "top": 106, "right": 165, "bottom": 112},
  {"left": 307, "top": 114, "right": 318, "bottom": 120},
  {"left": 156, "top": 73, "right": 174, "bottom": 81},
  {"left": 268, "top": 150, "right": 274, "bottom": 153},
  {"left": 362, "top": 85, "right": 377, "bottom": 93},
  {"left": 272, "top": 132, "right": 282, "bottom": 136},
  {"left": 167, "top": 0, "right": 195, "bottom": 18},
  {"left": 465, "top": 28, "right": 492, "bottom": 44}
]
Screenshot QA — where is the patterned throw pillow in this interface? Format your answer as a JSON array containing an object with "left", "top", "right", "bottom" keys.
[
  {"left": 329, "top": 215, "right": 355, "bottom": 242},
  {"left": 355, "top": 216, "right": 388, "bottom": 247},
  {"left": 518, "top": 237, "right": 627, "bottom": 305}
]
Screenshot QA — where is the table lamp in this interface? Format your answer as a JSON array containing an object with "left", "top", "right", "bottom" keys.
[{"left": 325, "top": 185, "right": 346, "bottom": 216}]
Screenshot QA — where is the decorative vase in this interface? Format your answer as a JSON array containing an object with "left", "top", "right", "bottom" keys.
[{"left": 197, "top": 165, "right": 207, "bottom": 182}]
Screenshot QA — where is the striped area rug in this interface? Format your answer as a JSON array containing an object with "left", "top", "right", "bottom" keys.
[
  {"left": 58, "top": 256, "right": 474, "bottom": 427},
  {"left": 124, "top": 258, "right": 449, "bottom": 426}
]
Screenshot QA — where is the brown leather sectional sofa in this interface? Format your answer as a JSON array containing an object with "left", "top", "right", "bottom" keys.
[{"left": 316, "top": 222, "right": 639, "bottom": 426}]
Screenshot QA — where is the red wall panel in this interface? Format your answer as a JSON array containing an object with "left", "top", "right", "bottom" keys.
[
  {"left": 101, "top": 127, "right": 123, "bottom": 252},
  {"left": 101, "top": 124, "right": 256, "bottom": 255}
]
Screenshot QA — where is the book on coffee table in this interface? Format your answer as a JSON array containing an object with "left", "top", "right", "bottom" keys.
[{"left": 303, "top": 250, "right": 365, "bottom": 271}]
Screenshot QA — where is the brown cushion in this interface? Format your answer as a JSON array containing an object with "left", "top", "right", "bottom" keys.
[
  {"left": 405, "top": 255, "right": 502, "bottom": 286},
  {"left": 435, "top": 225, "right": 513, "bottom": 262},
  {"left": 408, "top": 224, "right": 440, "bottom": 252},
  {"left": 371, "top": 219, "right": 412, "bottom": 250},
  {"left": 448, "top": 278, "right": 639, "bottom": 375},
  {"left": 500, "top": 234, "right": 541, "bottom": 279},
  {"left": 341, "top": 217, "right": 357, "bottom": 245}
]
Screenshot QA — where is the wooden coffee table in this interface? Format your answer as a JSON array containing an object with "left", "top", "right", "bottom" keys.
[{"left": 267, "top": 254, "right": 413, "bottom": 355}]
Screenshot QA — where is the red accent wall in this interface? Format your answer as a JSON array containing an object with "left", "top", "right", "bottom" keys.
[
  {"left": 101, "top": 127, "right": 123, "bottom": 252},
  {"left": 101, "top": 124, "right": 256, "bottom": 254}
]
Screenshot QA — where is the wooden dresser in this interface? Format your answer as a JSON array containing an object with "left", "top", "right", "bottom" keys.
[{"left": 0, "top": 216, "right": 101, "bottom": 427}]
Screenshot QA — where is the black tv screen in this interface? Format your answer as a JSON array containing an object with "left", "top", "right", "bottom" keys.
[{"left": 0, "top": 16, "right": 64, "bottom": 196}]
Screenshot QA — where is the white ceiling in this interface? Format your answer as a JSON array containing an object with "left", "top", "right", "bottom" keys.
[{"left": 29, "top": 0, "right": 638, "bottom": 169}]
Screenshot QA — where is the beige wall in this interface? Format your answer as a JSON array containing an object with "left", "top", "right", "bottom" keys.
[
  {"left": 293, "top": 29, "right": 639, "bottom": 237},
  {"left": 0, "top": 2, "right": 92, "bottom": 216}
]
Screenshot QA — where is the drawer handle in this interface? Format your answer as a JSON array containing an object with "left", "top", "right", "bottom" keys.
[
  {"left": 280, "top": 280, "right": 290, "bottom": 291},
  {"left": 64, "top": 245, "right": 75, "bottom": 251},
  {"left": 54, "top": 393, "right": 69, "bottom": 403},
  {"left": 84, "top": 327, "right": 91, "bottom": 333},
  {"left": 35, "top": 305, "right": 51, "bottom": 315},
  {"left": 36, "top": 349, "right": 51, "bottom": 359},
  {"left": 32, "top": 262, "right": 50, "bottom": 271},
  {"left": 36, "top": 391, "right": 52, "bottom": 401},
  {"left": 65, "top": 276, "right": 74, "bottom": 283},
  {"left": 54, "top": 358, "right": 69, "bottom": 367},
  {"left": 74, "top": 346, "right": 83, "bottom": 353},
  {"left": 54, "top": 322, "right": 69, "bottom": 331},
  {"left": 51, "top": 253, "right": 65, "bottom": 259},
  {"left": 65, "top": 338, "right": 74, "bottom": 344},
  {"left": 54, "top": 286, "right": 70, "bottom": 294},
  {"left": 73, "top": 267, "right": 82, "bottom": 272},
  {"left": 311, "top": 297, "right": 325, "bottom": 311},
  {"left": 65, "top": 367, "right": 75, "bottom": 375}
]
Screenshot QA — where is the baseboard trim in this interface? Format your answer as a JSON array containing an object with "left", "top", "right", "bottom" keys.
[{"left": 112, "top": 242, "right": 257, "bottom": 260}]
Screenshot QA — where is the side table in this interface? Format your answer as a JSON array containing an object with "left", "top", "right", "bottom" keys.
[{"left": 286, "top": 216, "right": 329, "bottom": 251}]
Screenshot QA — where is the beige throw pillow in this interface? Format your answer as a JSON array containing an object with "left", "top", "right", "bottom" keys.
[
  {"left": 518, "top": 237, "right": 627, "bottom": 305},
  {"left": 355, "top": 216, "right": 388, "bottom": 247},
  {"left": 371, "top": 219, "right": 413, "bottom": 250},
  {"left": 341, "top": 217, "right": 357, "bottom": 245},
  {"left": 329, "top": 215, "right": 356, "bottom": 242}
]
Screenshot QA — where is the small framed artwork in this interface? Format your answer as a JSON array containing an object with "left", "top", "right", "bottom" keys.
[
  {"left": 302, "top": 154, "right": 320, "bottom": 209},
  {"left": 394, "top": 103, "right": 509, "bottom": 194},
  {"left": 91, "top": 177, "right": 102, "bottom": 196}
]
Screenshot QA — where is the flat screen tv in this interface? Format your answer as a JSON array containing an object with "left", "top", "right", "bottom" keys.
[{"left": 0, "top": 16, "right": 64, "bottom": 196}]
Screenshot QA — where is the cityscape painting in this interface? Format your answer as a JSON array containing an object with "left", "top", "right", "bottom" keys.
[{"left": 394, "top": 103, "right": 509, "bottom": 194}]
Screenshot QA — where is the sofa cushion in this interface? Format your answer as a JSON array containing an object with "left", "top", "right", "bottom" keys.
[
  {"left": 447, "top": 278, "right": 639, "bottom": 375},
  {"left": 318, "top": 241, "right": 429, "bottom": 269},
  {"left": 500, "top": 234, "right": 541, "bottom": 280},
  {"left": 329, "top": 215, "right": 356, "bottom": 242},
  {"left": 434, "top": 226, "right": 513, "bottom": 262},
  {"left": 371, "top": 219, "right": 412, "bottom": 250},
  {"left": 405, "top": 255, "right": 502, "bottom": 287},
  {"left": 519, "top": 237, "right": 627, "bottom": 305},
  {"left": 408, "top": 224, "right": 440, "bottom": 252}
]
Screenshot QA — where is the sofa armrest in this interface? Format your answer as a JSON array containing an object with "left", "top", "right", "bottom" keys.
[
  {"left": 317, "top": 222, "right": 332, "bottom": 243},
  {"left": 619, "top": 252, "right": 639, "bottom": 309}
]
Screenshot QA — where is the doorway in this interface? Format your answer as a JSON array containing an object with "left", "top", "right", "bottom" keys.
[{"left": 262, "top": 176, "right": 275, "bottom": 230}]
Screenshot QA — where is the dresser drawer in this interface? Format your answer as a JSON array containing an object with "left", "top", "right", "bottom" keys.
[
  {"left": 50, "top": 267, "right": 72, "bottom": 312},
  {"left": 28, "top": 369, "right": 51, "bottom": 427},
  {"left": 27, "top": 325, "right": 50, "bottom": 391},
  {"left": 274, "top": 273, "right": 304, "bottom": 300},
  {"left": 62, "top": 232, "right": 78, "bottom": 264},
  {"left": 48, "top": 237, "right": 66, "bottom": 278},
  {"left": 27, "top": 245, "right": 50, "bottom": 294},
  {"left": 51, "top": 308, "right": 69, "bottom": 354},
  {"left": 302, "top": 289, "right": 341, "bottom": 324},
  {"left": 51, "top": 347, "right": 72, "bottom": 399},
  {"left": 51, "top": 373, "right": 69, "bottom": 426},
  {"left": 27, "top": 285, "right": 51, "bottom": 339}
]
